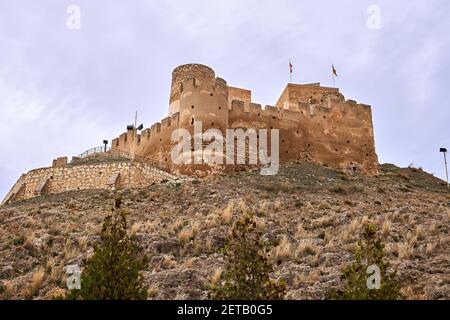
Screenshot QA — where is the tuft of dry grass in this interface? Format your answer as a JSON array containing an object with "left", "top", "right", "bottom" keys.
[
  {"left": 23, "top": 268, "right": 45, "bottom": 299},
  {"left": 147, "top": 284, "right": 159, "bottom": 298},
  {"left": 131, "top": 222, "right": 142, "bottom": 234},
  {"left": 273, "top": 199, "right": 282, "bottom": 212},
  {"left": 210, "top": 268, "right": 223, "bottom": 286},
  {"left": 221, "top": 201, "right": 234, "bottom": 225},
  {"left": 381, "top": 219, "right": 391, "bottom": 237},
  {"left": 295, "top": 223, "right": 309, "bottom": 239},
  {"left": 271, "top": 236, "right": 293, "bottom": 262},
  {"left": 0, "top": 281, "right": 13, "bottom": 299},
  {"left": 397, "top": 241, "right": 414, "bottom": 260},
  {"left": 296, "top": 239, "right": 318, "bottom": 258},
  {"left": 77, "top": 236, "right": 88, "bottom": 251},
  {"left": 425, "top": 242, "right": 436, "bottom": 256},
  {"left": 178, "top": 229, "right": 192, "bottom": 245}
]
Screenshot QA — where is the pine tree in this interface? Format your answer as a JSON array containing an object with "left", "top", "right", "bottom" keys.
[
  {"left": 209, "top": 213, "right": 286, "bottom": 300},
  {"left": 332, "top": 224, "right": 400, "bottom": 300},
  {"left": 68, "top": 196, "right": 148, "bottom": 300}
]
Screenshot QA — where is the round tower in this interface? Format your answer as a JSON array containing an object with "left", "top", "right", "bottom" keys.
[{"left": 169, "top": 63, "right": 229, "bottom": 133}]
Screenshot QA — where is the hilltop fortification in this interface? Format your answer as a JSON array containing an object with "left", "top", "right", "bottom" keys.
[{"left": 3, "top": 63, "right": 378, "bottom": 204}]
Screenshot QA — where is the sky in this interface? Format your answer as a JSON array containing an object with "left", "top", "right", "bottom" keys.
[{"left": 1, "top": 0, "right": 449, "bottom": 200}]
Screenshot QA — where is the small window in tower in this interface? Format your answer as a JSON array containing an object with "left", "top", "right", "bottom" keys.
[
  {"left": 323, "top": 116, "right": 326, "bottom": 119},
  {"left": 211, "top": 122, "right": 214, "bottom": 126},
  {"left": 308, "top": 144, "right": 311, "bottom": 147},
  {"left": 347, "top": 140, "right": 350, "bottom": 144},
  {"left": 191, "top": 118, "right": 194, "bottom": 125},
  {"left": 272, "top": 116, "right": 276, "bottom": 120},
  {"left": 296, "top": 130, "right": 299, "bottom": 134},
  {"left": 99, "top": 171, "right": 102, "bottom": 175},
  {"left": 210, "top": 93, "right": 213, "bottom": 96},
  {"left": 282, "top": 140, "right": 285, "bottom": 143},
  {"left": 191, "top": 105, "right": 194, "bottom": 109},
  {"left": 335, "top": 149, "right": 338, "bottom": 152},
  {"left": 366, "top": 153, "right": 369, "bottom": 157},
  {"left": 219, "top": 106, "right": 222, "bottom": 110},
  {"left": 258, "top": 113, "right": 261, "bottom": 117}
]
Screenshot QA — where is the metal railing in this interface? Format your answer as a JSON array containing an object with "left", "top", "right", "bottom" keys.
[
  {"left": 77, "top": 146, "right": 111, "bottom": 158},
  {"left": 74, "top": 146, "right": 171, "bottom": 173}
]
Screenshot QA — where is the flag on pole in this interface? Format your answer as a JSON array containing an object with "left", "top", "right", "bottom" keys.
[
  {"left": 332, "top": 64, "right": 338, "bottom": 77},
  {"left": 289, "top": 60, "right": 293, "bottom": 82}
]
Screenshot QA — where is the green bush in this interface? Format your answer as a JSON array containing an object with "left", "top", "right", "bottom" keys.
[
  {"left": 209, "top": 213, "right": 286, "bottom": 300},
  {"left": 68, "top": 196, "right": 148, "bottom": 300},
  {"left": 331, "top": 224, "right": 400, "bottom": 300}
]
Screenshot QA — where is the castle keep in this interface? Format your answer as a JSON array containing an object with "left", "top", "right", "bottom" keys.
[
  {"left": 111, "top": 64, "right": 378, "bottom": 176},
  {"left": 2, "top": 63, "right": 378, "bottom": 204}
]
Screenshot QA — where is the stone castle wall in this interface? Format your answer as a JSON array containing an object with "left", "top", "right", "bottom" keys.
[{"left": 2, "top": 160, "right": 176, "bottom": 205}]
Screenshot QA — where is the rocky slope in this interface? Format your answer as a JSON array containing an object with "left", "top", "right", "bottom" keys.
[{"left": 0, "top": 162, "right": 449, "bottom": 300}]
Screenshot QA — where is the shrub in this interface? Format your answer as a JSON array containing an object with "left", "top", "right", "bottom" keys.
[
  {"left": 209, "top": 213, "right": 286, "bottom": 300},
  {"left": 331, "top": 224, "right": 400, "bottom": 300},
  {"left": 68, "top": 196, "right": 148, "bottom": 300}
]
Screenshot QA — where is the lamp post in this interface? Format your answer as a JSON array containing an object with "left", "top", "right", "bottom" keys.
[
  {"left": 103, "top": 140, "right": 108, "bottom": 153},
  {"left": 440, "top": 148, "right": 449, "bottom": 188},
  {"left": 127, "top": 112, "right": 144, "bottom": 185}
]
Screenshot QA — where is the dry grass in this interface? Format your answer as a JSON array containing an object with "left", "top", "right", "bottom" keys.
[
  {"left": 63, "top": 239, "right": 77, "bottom": 262},
  {"left": 296, "top": 239, "right": 318, "bottom": 258},
  {"left": 295, "top": 223, "right": 309, "bottom": 239},
  {"left": 23, "top": 268, "right": 45, "bottom": 299},
  {"left": 0, "top": 281, "right": 13, "bottom": 299},
  {"left": 147, "top": 284, "right": 159, "bottom": 298},
  {"left": 313, "top": 216, "right": 334, "bottom": 228},
  {"left": 398, "top": 241, "right": 414, "bottom": 260},
  {"left": 381, "top": 219, "right": 391, "bottom": 237},
  {"left": 221, "top": 201, "right": 234, "bottom": 225},
  {"left": 77, "top": 236, "right": 88, "bottom": 251},
  {"left": 271, "top": 236, "right": 293, "bottom": 262},
  {"left": 258, "top": 199, "right": 270, "bottom": 215},
  {"left": 273, "top": 199, "right": 282, "bottom": 212},
  {"left": 161, "top": 255, "right": 177, "bottom": 269},
  {"left": 178, "top": 229, "right": 192, "bottom": 245},
  {"left": 425, "top": 242, "right": 436, "bottom": 256},
  {"left": 210, "top": 268, "right": 223, "bottom": 286},
  {"left": 131, "top": 222, "right": 142, "bottom": 234}
]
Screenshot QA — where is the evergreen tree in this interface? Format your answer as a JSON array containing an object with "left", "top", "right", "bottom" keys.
[
  {"left": 209, "top": 213, "right": 285, "bottom": 300},
  {"left": 68, "top": 196, "right": 148, "bottom": 300},
  {"left": 332, "top": 224, "right": 400, "bottom": 300}
]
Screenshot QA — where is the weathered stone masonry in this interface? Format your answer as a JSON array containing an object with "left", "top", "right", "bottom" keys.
[{"left": 2, "top": 160, "right": 175, "bottom": 205}]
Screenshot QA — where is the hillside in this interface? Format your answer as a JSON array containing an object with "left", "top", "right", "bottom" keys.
[{"left": 0, "top": 162, "right": 449, "bottom": 300}]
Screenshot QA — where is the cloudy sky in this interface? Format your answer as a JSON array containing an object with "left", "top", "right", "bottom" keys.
[{"left": 1, "top": 0, "right": 449, "bottom": 199}]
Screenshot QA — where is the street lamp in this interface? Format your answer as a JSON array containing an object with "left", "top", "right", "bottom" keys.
[
  {"left": 103, "top": 140, "right": 108, "bottom": 153},
  {"left": 440, "top": 148, "right": 449, "bottom": 188}
]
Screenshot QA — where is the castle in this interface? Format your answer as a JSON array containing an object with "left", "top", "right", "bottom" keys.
[{"left": 2, "top": 63, "right": 378, "bottom": 204}]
